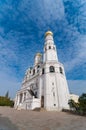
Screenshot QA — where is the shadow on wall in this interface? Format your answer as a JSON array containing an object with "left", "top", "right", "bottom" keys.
[{"left": 0, "top": 114, "right": 19, "bottom": 130}]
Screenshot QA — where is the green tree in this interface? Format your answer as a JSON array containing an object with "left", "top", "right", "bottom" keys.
[
  {"left": 78, "top": 93, "right": 86, "bottom": 115},
  {"left": 0, "top": 96, "right": 14, "bottom": 107},
  {"left": 5, "top": 91, "right": 9, "bottom": 98},
  {"left": 68, "top": 99, "right": 79, "bottom": 111}
]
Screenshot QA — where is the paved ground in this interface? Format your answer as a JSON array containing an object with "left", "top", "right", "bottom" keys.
[{"left": 0, "top": 107, "right": 86, "bottom": 130}]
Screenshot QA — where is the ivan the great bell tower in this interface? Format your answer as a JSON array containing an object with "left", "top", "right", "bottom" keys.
[{"left": 43, "top": 31, "right": 70, "bottom": 111}]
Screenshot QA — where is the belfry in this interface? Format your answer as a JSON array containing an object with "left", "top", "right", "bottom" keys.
[{"left": 14, "top": 31, "right": 70, "bottom": 111}]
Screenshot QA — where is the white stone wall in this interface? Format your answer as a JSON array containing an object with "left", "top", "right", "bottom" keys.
[{"left": 43, "top": 63, "right": 70, "bottom": 111}]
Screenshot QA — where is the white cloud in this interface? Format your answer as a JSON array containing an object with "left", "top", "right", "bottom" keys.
[{"left": 64, "top": 35, "right": 86, "bottom": 72}]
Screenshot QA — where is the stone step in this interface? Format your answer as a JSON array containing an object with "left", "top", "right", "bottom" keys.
[{"left": 33, "top": 107, "right": 46, "bottom": 111}]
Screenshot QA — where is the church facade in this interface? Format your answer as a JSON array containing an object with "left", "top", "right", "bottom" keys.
[{"left": 14, "top": 31, "right": 70, "bottom": 111}]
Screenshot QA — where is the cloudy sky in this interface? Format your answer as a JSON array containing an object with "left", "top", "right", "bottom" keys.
[{"left": 0, "top": 0, "right": 86, "bottom": 98}]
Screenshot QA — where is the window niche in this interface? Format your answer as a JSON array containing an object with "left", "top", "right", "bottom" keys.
[
  {"left": 29, "top": 67, "right": 32, "bottom": 74},
  {"left": 33, "top": 69, "right": 35, "bottom": 75},
  {"left": 42, "top": 68, "right": 45, "bottom": 74},
  {"left": 49, "top": 46, "right": 51, "bottom": 49},
  {"left": 35, "top": 91, "right": 37, "bottom": 98},
  {"left": 49, "top": 66, "right": 55, "bottom": 73},
  {"left": 59, "top": 67, "right": 63, "bottom": 74},
  {"left": 19, "top": 93, "right": 23, "bottom": 103},
  {"left": 29, "top": 70, "right": 31, "bottom": 74},
  {"left": 37, "top": 65, "right": 40, "bottom": 68}
]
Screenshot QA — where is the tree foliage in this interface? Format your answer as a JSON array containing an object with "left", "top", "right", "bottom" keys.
[
  {"left": 0, "top": 96, "right": 14, "bottom": 107},
  {"left": 68, "top": 93, "right": 86, "bottom": 115},
  {"left": 68, "top": 99, "right": 79, "bottom": 111},
  {"left": 5, "top": 91, "right": 9, "bottom": 98},
  {"left": 78, "top": 93, "right": 86, "bottom": 114}
]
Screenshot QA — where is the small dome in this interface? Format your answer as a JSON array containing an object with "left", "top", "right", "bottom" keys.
[
  {"left": 45, "top": 31, "right": 53, "bottom": 37},
  {"left": 35, "top": 53, "right": 42, "bottom": 57}
]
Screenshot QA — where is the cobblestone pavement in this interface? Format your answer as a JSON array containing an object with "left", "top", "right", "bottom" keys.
[{"left": 0, "top": 107, "right": 86, "bottom": 130}]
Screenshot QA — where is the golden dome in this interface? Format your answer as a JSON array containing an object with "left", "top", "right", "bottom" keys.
[
  {"left": 36, "top": 53, "right": 42, "bottom": 57},
  {"left": 45, "top": 31, "right": 53, "bottom": 37}
]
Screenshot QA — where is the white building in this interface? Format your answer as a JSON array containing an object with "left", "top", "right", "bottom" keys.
[
  {"left": 70, "top": 94, "right": 79, "bottom": 103},
  {"left": 14, "top": 31, "right": 70, "bottom": 111}
]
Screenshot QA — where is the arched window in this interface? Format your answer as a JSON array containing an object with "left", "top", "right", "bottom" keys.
[
  {"left": 19, "top": 93, "right": 23, "bottom": 103},
  {"left": 37, "top": 65, "right": 40, "bottom": 68},
  {"left": 49, "top": 66, "right": 55, "bottom": 73},
  {"left": 42, "top": 68, "right": 45, "bottom": 74},
  {"left": 35, "top": 91, "right": 37, "bottom": 98},
  {"left": 49, "top": 46, "right": 51, "bottom": 49},
  {"left": 59, "top": 67, "right": 63, "bottom": 74},
  {"left": 33, "top": 69, "right": 35, "bottom": 75}
]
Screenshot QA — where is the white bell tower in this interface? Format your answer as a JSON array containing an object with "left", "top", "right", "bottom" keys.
[
  {"left": 43, "top": 31, "right": 58, "bottom": 62},
  {"left": 43, "top": 31, "right": 70, "bottom": 111}
]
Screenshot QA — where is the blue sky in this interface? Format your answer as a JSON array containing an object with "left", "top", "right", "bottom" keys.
[{"left": 0, "top": 0, "right": 86, "bottom": 98}]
